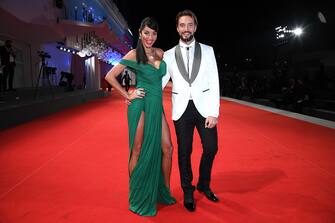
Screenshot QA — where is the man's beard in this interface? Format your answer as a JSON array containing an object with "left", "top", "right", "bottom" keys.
[{"left": 180, "top": 32, "right": 194, "bottom": 42}]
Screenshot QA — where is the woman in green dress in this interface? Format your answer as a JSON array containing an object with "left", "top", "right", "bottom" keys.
[{"left": 105, "top": 17, "right": 176, "bottom": 216}]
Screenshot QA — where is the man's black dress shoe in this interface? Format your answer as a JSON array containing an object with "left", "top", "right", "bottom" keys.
[
  {"left": 184, "top": 200, "right": 196, "bottom": 212},
  {"left": 184, "top": 192, "right": 196, "bottom": 212},
  {"left": 197, "top": 187, "right": 219, "bottom": 202}
]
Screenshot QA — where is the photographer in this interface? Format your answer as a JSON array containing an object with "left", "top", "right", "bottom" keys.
[
  {"left": 121, "top": 69, "right": 131, "bottom": 92},
  {"left": 59, "top": 71, "right": 74, "bottom": 92},
  {"left": 0, "top": 40, "right": 16, "bottom": 91}
]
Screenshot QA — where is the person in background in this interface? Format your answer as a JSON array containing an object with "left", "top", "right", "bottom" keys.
[{"left": 0, "top": 40, "right": 16, "bottom": 91}]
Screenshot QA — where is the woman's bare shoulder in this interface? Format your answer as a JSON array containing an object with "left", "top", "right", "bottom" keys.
[{"left": 123, "top": 49, "right": 137, "bottom": 61}]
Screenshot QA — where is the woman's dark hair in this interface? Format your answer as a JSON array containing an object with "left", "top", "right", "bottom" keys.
[
  {"left": 136, "top": 17, "right": 159, "bottom": 64},
  {"left": 175, "top": 9, "right": 198, "bottom": 27}
]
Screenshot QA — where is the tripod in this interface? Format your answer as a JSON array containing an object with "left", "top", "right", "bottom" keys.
[{"left": 34, "top": 58, "right": 54, "bottom": 99}]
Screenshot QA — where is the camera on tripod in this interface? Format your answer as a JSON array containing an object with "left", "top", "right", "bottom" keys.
[
  {"left": 34, "top": 51, "right": 56, "bottom": 99},
  {"left": 45, "top": 66, "right": 57, "bottom": 75},
  {"left": 37, "top": 51, "right": 51, "bottom": 59}
]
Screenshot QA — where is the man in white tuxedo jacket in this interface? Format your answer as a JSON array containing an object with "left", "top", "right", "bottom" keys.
[{"left": 162, "top": 9, "right": 220, "bottom": 212}]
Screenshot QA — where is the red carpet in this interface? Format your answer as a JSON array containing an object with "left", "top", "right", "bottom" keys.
[{"left": 1, "top": 87, "right": 335, "bottom": 223}]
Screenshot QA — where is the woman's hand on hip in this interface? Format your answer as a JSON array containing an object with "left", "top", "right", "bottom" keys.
[{"left": 127, "top": 88, "right": 145, "bottom": 101}]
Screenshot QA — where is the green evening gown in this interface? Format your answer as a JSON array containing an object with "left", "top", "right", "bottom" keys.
[{"left": 119, "top": 59, "right": 176, "bottom": 216}]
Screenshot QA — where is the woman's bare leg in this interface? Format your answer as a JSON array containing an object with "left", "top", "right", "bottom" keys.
[
  {"left": 162, "top": 113, "right": 173, "bottom": 188},
  {"left": 129, "top": 112, "right": 144, "bottom": 176}
]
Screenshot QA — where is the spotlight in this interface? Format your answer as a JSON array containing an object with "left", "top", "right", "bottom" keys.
[{"left": 293, "top": 27, "right": 303, "bottom": 36}]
